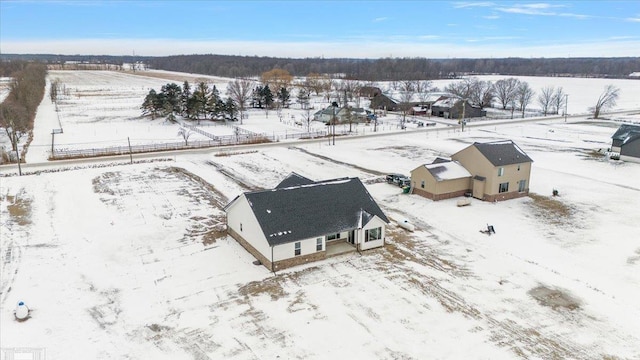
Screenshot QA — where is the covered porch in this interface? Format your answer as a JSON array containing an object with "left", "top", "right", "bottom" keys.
[{"left": 326, "top": 240, "right": 356, "bottom": 257}]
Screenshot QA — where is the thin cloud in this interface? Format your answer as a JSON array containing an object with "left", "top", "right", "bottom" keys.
[
  {"left": 483, "top": 14, "right": 500, "bottom": 19},
  {"left": 465, "top": 36, "right": 520, "bottom": 42},
  {"left": 453, "top": 2, "right": 495, "bottom": 9},
  {"left": 495, "top": 3, "right": 590, "bottom": 19},
  {"left": 373, "top": 17, "right": 388, "bottom": 22},
  {"left": 608, "top": 35, "right": 637, "bottom": 40},
  {"left": 627, "top": 17, "right": 640, "bottom": 22}
]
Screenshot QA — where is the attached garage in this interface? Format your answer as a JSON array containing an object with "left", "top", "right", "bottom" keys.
[{"left": 410, "top": 160, "right": 472, "bottom": 201}]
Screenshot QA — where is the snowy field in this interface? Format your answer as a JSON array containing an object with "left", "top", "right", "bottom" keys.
[
  {"left": 4, "top": 69, "right": 639, "bottom": 163},
  {"left": 1, "top": 69, "right": 640, "bottom": 359},
  {"left": 2, "top": 114, "right": 640, "bottom": 359}
]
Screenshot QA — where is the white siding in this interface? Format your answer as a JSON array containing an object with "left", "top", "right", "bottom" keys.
[
  {"left": 272, "top": 237, "right": 318, "bottom": 261},
  {"left": 226, "top": 195, "right": 271, "bottom": 259},
  {"left": 360, "top": 216, "right": 386, "bottom": 251},
  {"left": 620, "top": 154, "right": 640, "bottom": 163}
]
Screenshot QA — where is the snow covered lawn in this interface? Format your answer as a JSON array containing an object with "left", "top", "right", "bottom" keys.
[{"left": 2, "top": 117, "right": 640, "bottom": 359}]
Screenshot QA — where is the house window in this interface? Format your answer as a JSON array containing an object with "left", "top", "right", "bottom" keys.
[
  {"left": 518, "top": 180, "right": 526, "bottom": 192},
  {"left": 240, "top": 223, "right": 243, "bottom": 232},
  {"left": 326, "top": 233, "right": 340, "bottom": 241},
  {"left": 294, "top": 242, "right": 301, "bottom": 256},
  {"left": 364, "top": 227, "right": 382, "bottom": 242},
  {"left": 421, "top": 180, "right": 425, "bottom": 188},
  {"left": 316, "top": 237, "right": 323, "bottom": 251},
  {"left": 499, "top": 182, "right": 509, "bottom": 193},
  {"left": 498, "top": 167, "right": 504, "bottom": 176}
]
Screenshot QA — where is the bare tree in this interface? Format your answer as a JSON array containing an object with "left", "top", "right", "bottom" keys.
[
  {"left": 516, "top": 81, "right": 535, "bottom": 118},
  {"left": 332, "top": 80, "right": 344, "bottom": 105},
  {"left": 592, "top": 85, "right": 620, "bottom": 119},
  {"left": 300, "top": 106, "right": 313, "bottom": 133},
  {"left": 0, "top": 101, "right": 29, "bottom": 153},
  {"left": 414, "top": 80, "right": 432, "bottom": 94},
  {"left": 177, "top": 127, "right": 192, "bottom": 145},
  {"left": 399, "top": 80, "right": 415, "bottom": 92},
  {"left": 494, "top": 78, "right": 520, "bottom": 110},
  {"left": 537, "top": 86, "right": 555, "bottom": 116},
  {"left": 323, "top": 79, "right": 335, "bottom": 103},
  {"left": 260, "top": 68, "right": 293, "bottom": 93},
  {"left": 304, "top": 73, "right": 330, "bottom": 95},
  {"left": 399, "top": 91, "right": 415, "bottom": 129},
  {"left": 415, "top": 80, "right": 434, "bottom": 103},
  {"left": 342, "top": 106, "right": 356, "bottom": 132},
  {"left": 470, "top": 80, "right": 494, "bottom": 109},
  {"left": 551, "top": 87, "right": 566, "bottom": 115},
  {"left": 445, "top": 78, "right": 475, "bottom": 100},
  {"left": 226, "top": 78, "right": 253, "bottom": 124}
]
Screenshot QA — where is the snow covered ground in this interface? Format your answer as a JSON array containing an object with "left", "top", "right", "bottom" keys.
[
  {"left": 6, "top": 69, "right": 639, "bottom": 164},
  {"left": 1, "top": 69, "right": 640, "bottom": 359}
]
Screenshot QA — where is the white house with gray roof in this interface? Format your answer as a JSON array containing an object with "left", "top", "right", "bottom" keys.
[
  {"left": 611, "top": 123, "right": 640, "bottom": 163},
  {"left": 224, "top": 173, "right": 389, "bottom": 271}
]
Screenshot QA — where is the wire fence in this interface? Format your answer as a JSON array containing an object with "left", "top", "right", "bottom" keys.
[{"left": 50, "top": 130, "right": 337, "bottom": 160}]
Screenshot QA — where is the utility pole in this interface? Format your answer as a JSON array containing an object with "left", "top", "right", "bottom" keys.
[
  {"left": 461, "top": 99, "right": 466, "bottom": 132},
  {"left": 16, "top": 146, "right": 22, "bottom": 176},
  {"left": 332, "top": 107, "right": 336, "bottom": 146}
]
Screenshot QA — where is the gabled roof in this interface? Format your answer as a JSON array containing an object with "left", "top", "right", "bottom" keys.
[
  {"left": 241, "top": 177, "right": 389, "bottom": 246},
  {"left": 472, "top": 140, "right": 533, "bottom": 166},
  {"left": 275, "top": 172, "right": 314, "bottom": 188},
  {"left": 611, "top": 123, "right": 640, "bottom": 145},
  {"left": 314, "top": 106, "right": 338, "bottom": 116},
  {"left": 383, "top": 91, "right": 450, "bottom": 104},
  {"left": 421, "top": 161, "right": 471, "bottom": 181},
  {"left": 432, "top": 97, "right": 459, "bottom": 108},
  {"left": 431, "top": 157, "right": 451, "bottom": 164}
]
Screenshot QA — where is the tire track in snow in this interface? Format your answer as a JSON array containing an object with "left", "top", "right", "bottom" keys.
[{"left": 288, "top": 147, "right": 387, "bottom": 177}]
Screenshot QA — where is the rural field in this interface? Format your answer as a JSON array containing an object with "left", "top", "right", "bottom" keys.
[{"left": 1, "top": 70, "right": 640, "bottom": 359}]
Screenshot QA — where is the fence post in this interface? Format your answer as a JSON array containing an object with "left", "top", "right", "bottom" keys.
[{"left": 127, "top": 137, "right": 133, "bottom": 164}]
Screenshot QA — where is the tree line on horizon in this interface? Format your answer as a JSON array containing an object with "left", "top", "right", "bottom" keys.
[{"left": 2, "top": 54, "right": 639, "bottom": 81}]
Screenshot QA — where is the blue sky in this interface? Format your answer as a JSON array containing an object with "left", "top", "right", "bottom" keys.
[{"left": 1, "top": 1, "right": 639, "bottom": 58}]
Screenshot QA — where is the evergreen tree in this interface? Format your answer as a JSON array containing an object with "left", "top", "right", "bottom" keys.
[
  {"left": 224, "top": 97, "right": 237, "bottom": 121},
  {"left": 181, "top": 81, "right": 191, "bottom": 116},
  {"left": 277, "top": 87, "right": 290, "bottom": 108},
  {"left": 296, "top": 88, "right": 310, "bottom": 109},
  {"left": 261, "top": 85, "right": 274, "bottom": 108},
  {"left": 160, "top": 83, "right": 182, "bottom": 115},
  {"left": 141, "top": 89, "right": 159, "bottom": 119}
]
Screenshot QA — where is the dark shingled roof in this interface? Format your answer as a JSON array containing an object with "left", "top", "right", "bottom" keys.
[
  {"left": 243, "top": 177, "right": 389, "bottom": 246},
  {"left": 473, "top": 140, "right": 533, "bottom": 166},
  {"left": 611, "top": 124, "right": 640, "bottom": 145},
  {"left": 275, "top": 172, "right": 314, "bottom": 188}
]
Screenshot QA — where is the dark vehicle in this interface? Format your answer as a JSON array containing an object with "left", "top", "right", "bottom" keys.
[
  {"left": 386, "top": 174, "right": 404, "bottom": 184},
  {"left": 396, "top": 177, "right": 411, "bottom": 187}
]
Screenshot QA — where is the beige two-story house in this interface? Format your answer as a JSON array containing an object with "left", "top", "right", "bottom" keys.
[{"left": 451, "top": 140, "right": 533, "bottom": 202}]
